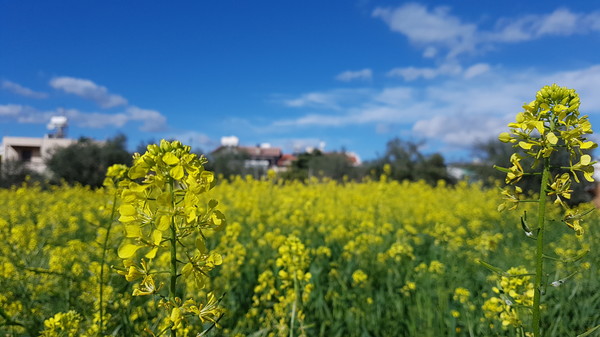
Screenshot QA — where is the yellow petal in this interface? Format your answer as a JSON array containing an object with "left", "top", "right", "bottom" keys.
[
  {"left": 581, "top": 141, "right": 596, "bottom": 149},
  {"left": 546, "top": 132, "right": 558, "bottom": 145},
  {"left": 498, "top": 132, "right": 512, "bottom": 143},
  {"left": 170, "top": 165, "right": 184, "bottom": 180},
  {"left": 125, "top": 225, "right": 142, "bottom": 238},
  {"left": 580, "top": 155, "right": 591, "bottom": 165},
  {"left": 518, "top": 141, "right": 533, "bottom": 150},
  {"left": 157, "top": 215, "right": 170, "bottom": 231},
  {"left": 152, "top": 230, "right": 163, "bottom": 245},
  {"left": 163, "top": 152, "right": 179, "bottom": 165},
  {"left": 118, "top": 243, "right": 141, "bottom": 259},
  {"left": 119, "top": 204, "right": 137, "bottom": 216},
  {"left": 145, "top": 247, "right": 159, "bottom": 259}
]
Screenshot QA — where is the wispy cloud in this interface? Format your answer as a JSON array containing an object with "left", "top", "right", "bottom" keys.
[
  {"left": 373, "top": 3, "right": 477, "bottom": 59},
  {"left": 373, "top": 4, "right": 600, "bottom": 59},
  {"left": 387, "top": 62, "right": 490, "bottom": 81},
  {"left": 0, "top": 104, "right": 25, "bottom": 117},
  {"left": 335, "top": 68, "right": 373, "bottom": 82},
  {"left": 271, "top": 65, "right": 600, "bottom": 151},
  {"left": 281, "top": 88, "right": 374, "bottom": 110},
  {"left": 0, "top": 104, "right": 168, "bottom": 132},
  {"left": 49, "top": 76, "right": 128, "bottom": 108},
  {"left": 126, "top": 106, "right": 168, "bottom": 132},
  {"left": 1, "top": 80, "right": 48, "bottom": 99}
]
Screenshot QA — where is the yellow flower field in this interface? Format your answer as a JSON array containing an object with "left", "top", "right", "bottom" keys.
[{"left": 0, "top": 174, "right": 598, "bottom": 336}]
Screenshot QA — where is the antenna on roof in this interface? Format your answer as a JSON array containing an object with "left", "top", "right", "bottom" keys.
[{"left": 47, "top": 115, "right": 68, "bottom": 138}]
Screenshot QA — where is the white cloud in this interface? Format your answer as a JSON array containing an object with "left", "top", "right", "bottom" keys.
[
  {"left": 49, "top": 77, "right": 128, "bottom": 108},
  {"left": 463, "top": 63, "right": 491, "bottom": 79},
  {"left": 386, "top": 62, "right": 490, "bottom": 81},
  {"left": 0, "top": 104, "right": 167, "bottom": 132},
  {"left": 125, "top": 106, "right": 168, "bottom": 132},
  {"left": 412, "top": 114, "right": 509, "bottom": 147},
  {"left": 373, "top": 4, "right": 477, "bottom": 58},
  {"left": 271, "top": 64, "right": 600, "bottom": 151},
  {"left": 373, "top": 4, "right": 600, "bottom": 59},
  {"left": 0, "top": 104, "right": 24, "bottom": 116},
  {"left": 284, "top": 92, "right": 342, "bottom": 110},
  {"left": 166, "top": 131, "right": 213, "bottom": 152},
  {"left": 1, "top": 80, "right": 48, "bottom": 99},
  {"left": 387, "top": 62, "right": 462, "bottom": 80},
  {"left": 281, "top": 88, "right": 374, "bottom": 110},
  {"left": 64, "top": 108, "right": 129, "bottom": 128},
  {"left": 335, "top": 68, "right": 373, "bottom": 82}
]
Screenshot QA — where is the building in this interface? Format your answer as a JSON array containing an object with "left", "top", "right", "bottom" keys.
[
  {"left": 211, "top": 136, "right": 297, "bottom": 175},
  {"left": 1, "top": 136, "right": 76, "bottom": 173},
  {"left": 0, "top": 116, "right": 75, "bottom": 174}
]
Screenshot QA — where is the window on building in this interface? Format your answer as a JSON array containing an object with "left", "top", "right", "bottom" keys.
[{"left": 20, "top": 149, "right": 32, "bottom": 162}]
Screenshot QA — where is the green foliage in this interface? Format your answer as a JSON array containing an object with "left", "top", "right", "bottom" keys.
[
  {"left": 0, "top": 159, "right": 44, "bottom": 188},
  {"left": 47, "top": 134, "right": 131, "bottom": 187},
  {"left": 367, "top": 138, "right": 454, "bottom": 185},
  {"left": 283, "top": 150, "right": 359, "bottom": 181},
  {"left": 206, "top": 148, "right": 250, "bottom": 179}
]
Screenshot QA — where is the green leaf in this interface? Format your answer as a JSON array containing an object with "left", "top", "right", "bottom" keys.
[
  {"left": 196, "top": 237, "right": 207, "bottom": 254},
  {"left": 493, "top": 165, "right": 510, "bottom": 173},
  {"left": 478, "top": 260, "right": 506, "bottom": 276},
  {"left": 577, "top": 324, "right": 600, "bottom": 337},
  {"left": 118, "top": 243, "right": 141, "bottom": 259}
]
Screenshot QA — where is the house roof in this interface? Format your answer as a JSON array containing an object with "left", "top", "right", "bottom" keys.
[{"left": 238, "top": 146, "right": 281, "bottom": 157}]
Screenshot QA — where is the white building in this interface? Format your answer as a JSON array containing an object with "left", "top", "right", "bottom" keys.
[{"left": 1, "top": 136, "right": 76, "bottom": 173}]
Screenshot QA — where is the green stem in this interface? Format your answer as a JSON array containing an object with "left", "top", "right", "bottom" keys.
[
  {"left": 99, "top": 192, "right": 118, "bottom": 335},
  {"left": 289, "top": 275, "right": 299, "bottom": 337},
  {"left": 532, "top": 157, "right": 550, "bottom": 337},
  {"left": 169, "top": 180, "right": 177, "bottom": 337}
]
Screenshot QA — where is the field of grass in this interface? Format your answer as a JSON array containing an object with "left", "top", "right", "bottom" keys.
[{"left": 1, "top": 174, "right": 599, "bottom": 336}]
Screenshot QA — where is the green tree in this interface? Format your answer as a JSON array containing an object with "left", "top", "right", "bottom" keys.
[
  {"left": 282, "top": 150, "right": 360, "bottom": 181},
  {"left": 47, "top": 134, "right": 132, "bottom": 187},
  {"left": 206, "top": 148, "right": 251, "bottom": 179},
  {"left": 0, "top": 160, "right": 44, "bottom": 188},
  {"left": 367, "top": 138, "right": 453, "bottom": 185}
]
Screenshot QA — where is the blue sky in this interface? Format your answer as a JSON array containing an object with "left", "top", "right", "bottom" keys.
[{"left": 2, "top": 1, "right": 600, "bottom": 162}]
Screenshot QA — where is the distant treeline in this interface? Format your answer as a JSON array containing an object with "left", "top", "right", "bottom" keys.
[{"left": 1, "top": 134, "right": 594, "bottom": 205}]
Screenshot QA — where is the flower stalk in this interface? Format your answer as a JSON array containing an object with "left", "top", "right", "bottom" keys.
[
  {"left": 495, "top": 84, "right": 597, "bottom": 336},
  {"left": 532, "top": 157, "right": 549, "bottom": 336}
]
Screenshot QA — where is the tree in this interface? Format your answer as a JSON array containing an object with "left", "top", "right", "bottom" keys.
[
  {"left": 47, "top": 134, "right": 132, "bottom": 187},
  {"left": 366, "top": 138, "right": 453, "bottom": 185},
  {"left": 206, "top": 148, "right": 251, "bottom": 179},
  {"left": 282, "top": 150, "right": 359, "bottom": 181},
  {"left": 0, "top": 160, "right": 44, "bottom": 188}
]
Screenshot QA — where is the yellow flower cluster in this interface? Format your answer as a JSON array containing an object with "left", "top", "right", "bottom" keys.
[
  {"left": 498, "top": 84, "right": 597, "bottom": 235},
  {"left": 482, "top": 267, "right": 534, "bottom": 330}
]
